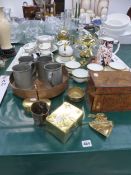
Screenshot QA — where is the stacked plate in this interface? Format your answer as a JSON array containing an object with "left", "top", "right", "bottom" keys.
[{"left": 103, "top": 13, "right": 130, "bottom": 38}]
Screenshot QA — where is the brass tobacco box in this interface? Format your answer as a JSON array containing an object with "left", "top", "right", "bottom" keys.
[{"left": 46, "top": 102, "right": 83, "bottom": 143}]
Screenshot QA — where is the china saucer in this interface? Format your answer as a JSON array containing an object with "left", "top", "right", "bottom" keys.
[
  {"left": 109, "top": 62, "right": 126, "bottom": 70},
  {"left": 55, "top": 56, "right": 75, "bottom": 64},
  {"left": 39, "top": 43, "right": 51, "bottom": 50},
  {"left": 23, "top": 42, "right": 36, "bottom": 50},
  {"left": 40, "top": 50, "right": 51, "bottom": 56},
  {"left": 87, "top": 63, "right": 103, "bottom": 71},
  {"left": 65, "top": 60, "right": 81, "bottom": 73},
  {"left": 72, "top": 68, "right": 89, "bottom": 83},
  {"left": 56, "top": 40, "right": 69, "bottom": 46},
  {"left": 38, "top": 44, "right": 58, "bottom": 54}
]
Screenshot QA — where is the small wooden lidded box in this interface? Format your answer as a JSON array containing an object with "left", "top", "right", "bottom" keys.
[
  {"left": 87, "top": 71, "right": 131, "bottom": 112},
  {"left": 46, "top": 102, "right": 83, "bottom": 143}
]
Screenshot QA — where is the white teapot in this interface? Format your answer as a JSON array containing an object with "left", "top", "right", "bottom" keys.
[{"left": 58, "top": 43, "right": 73, "bottom": 57}]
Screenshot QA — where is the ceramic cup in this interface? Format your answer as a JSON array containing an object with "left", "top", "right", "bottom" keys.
[
  {"left": 23, "top": 42, "right": 36, "bottom": 54},
  {"left": 31, "top": 101, "right": 49, "bottom": 126},
  {"left": 96, "top": 36, "right": 120, "bottom": 66},
  {"left": 12, "top": 62, "right": 36, "bottom": 89},
  {"left": 44, "top": 62, "right": 62, "bottom": 86},
  {"left": 36, "top": 55, "right": 52, "bottom": 81},
  {"left": 36, "top": 35, "right": 54, "bottom": 55}
]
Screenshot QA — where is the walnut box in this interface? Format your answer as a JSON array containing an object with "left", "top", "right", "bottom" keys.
[{"left": 86, "top": 71, "right": 131, "bottom": 112}]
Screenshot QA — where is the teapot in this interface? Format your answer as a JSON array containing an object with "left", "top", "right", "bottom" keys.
[{"left": 58, "top": 43, "right": 73, "bottom": 57}]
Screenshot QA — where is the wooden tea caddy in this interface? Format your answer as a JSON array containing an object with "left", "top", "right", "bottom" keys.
[{"left": 86, "top": 71, "right": 131, "bottom": 112}]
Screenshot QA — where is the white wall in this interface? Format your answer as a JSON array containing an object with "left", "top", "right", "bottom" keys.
[
  {"left": 65, "top": 0, "right": 72, "bottom": 9},
  {"left": 0, "top": 0, "right": 131, "bottom": 18},
  {"left": 64, "top": 0, "right": 131, "bottom": 14},
  {"left": 1, "top": 0, "right": 33, "bottom": 18},
  {"left": 108, "top": 0, "right": 131, "bottom": 14}
]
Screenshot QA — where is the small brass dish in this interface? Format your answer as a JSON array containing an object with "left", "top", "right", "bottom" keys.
[
  {"left": 67, "top": 87, "right": 85, "bottom": 102},
  {"left": 23, "top": 98, "right": 51, "bottom": 112}
]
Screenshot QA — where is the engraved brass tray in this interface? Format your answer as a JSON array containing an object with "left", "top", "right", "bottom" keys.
[{"left": 10, "top": 67, "right": 69, "bottom": 99}]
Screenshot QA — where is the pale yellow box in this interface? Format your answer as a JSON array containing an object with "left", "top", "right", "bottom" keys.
[{"left": 46, "top": 102, "right": 83, "bottom": 143}]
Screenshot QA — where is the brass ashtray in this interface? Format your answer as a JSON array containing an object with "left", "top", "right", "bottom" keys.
[
  {"left": 67, "top": 87, "right": 85, "bottom": 102},
  {"left": 23, "top": 98, "right": 51, "bottom": 112}
]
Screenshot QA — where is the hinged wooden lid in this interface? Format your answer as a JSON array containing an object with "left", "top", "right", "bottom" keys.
[{"left": 89, "top": 71, "right": 131, "bottom": 88}]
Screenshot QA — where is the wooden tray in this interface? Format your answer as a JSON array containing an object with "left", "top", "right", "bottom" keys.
[{"left": 10, "top": 67, "right": 69, "bottom": 99}]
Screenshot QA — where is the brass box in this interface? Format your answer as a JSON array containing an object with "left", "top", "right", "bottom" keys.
[{"left": 46, "top": 102, "right": 83, "bottom": 143}]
